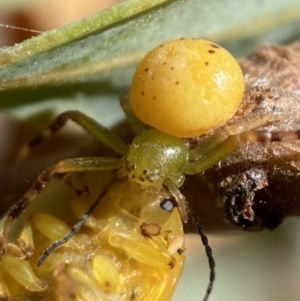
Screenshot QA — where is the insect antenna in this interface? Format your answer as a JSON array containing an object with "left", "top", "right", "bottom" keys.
[
  {"left": 37, "top": 180, "right": 112, "bottom": 266},
  {"left": 191, "top": 212, "right": 215, "bottom": 301}
]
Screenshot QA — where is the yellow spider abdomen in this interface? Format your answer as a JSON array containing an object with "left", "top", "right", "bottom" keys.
[{"left": 130, "top": 38, "right": 245, "bottom": 138}]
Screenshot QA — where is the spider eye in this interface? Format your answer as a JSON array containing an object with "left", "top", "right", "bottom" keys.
[{"left": 130, "top": 38, "right": 245, "bottom": 138}]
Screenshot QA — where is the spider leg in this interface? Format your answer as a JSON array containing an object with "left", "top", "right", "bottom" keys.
[
  {"left": 184, "top": 129, "right": 300, "bottom": 175},
  {"left": 119, "top": 95, "right": 148, "bottom": 134},
  {"left": 18, "top": 110, "right": 129, "bottom": 162},
  {"left": 190, "top": 113, "right": 281, "bottom": 160},
  {"left": 0, "top": 156, "right": 123, "bottom": 256},
  {"left": 163, "top": 179, "right": 189, "bottom": 223}
]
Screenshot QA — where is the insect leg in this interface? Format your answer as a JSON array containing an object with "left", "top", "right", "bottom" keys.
[
  {"left": 191, "top": 212, "right": 215, "bottom": 301},
  {"left": 0, "top": 157, "right": 123, "bottom": 255},
  {"left": 18, "top": 110, "right": 129, "bottom": 162}
]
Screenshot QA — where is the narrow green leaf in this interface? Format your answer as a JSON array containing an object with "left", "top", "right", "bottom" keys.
[{"left": 0, "top": 0, "right": 299, "bottom": 124}]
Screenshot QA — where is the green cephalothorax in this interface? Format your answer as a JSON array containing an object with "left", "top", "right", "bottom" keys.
[{"left": 125, "top": 129, "right": 189, "bottom": 187}]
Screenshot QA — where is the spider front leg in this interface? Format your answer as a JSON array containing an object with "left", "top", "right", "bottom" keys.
[
  {"left": 189, "top": 112, "right": 282, "bottom": 162},
  {"left": 1, "top": 110, "right": 130, "bottom": 257},
  {"left": 0, "top": 157, "right": 123, "bottom": 257},
  {"left": 163, "top": 178, "right": 189, "bottom": 223},
  {"left": 17, "top": 110, "right": 129, "bottom": 162},
  {"left": 184, "top": 127, "right": 300, "bottom": 175}
]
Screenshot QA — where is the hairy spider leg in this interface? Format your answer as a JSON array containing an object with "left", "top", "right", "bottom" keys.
[
  {"left": 0, "top": 157, "right": 122, "bottom": 256},
  {"left": 184, "top": 127, "right": 300, "bottom": 175},
  {"left": 189, "top": 112, "right": 282, "bottom": 161},
  {"left": 17, "top": 110, "right": 129, "bottom": 162},
  {"left": 1, "top": 111, "right": 130, "bottom": 256},
  {"left": 163, "top": 178, "right": 189, "bottom": 223}
]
